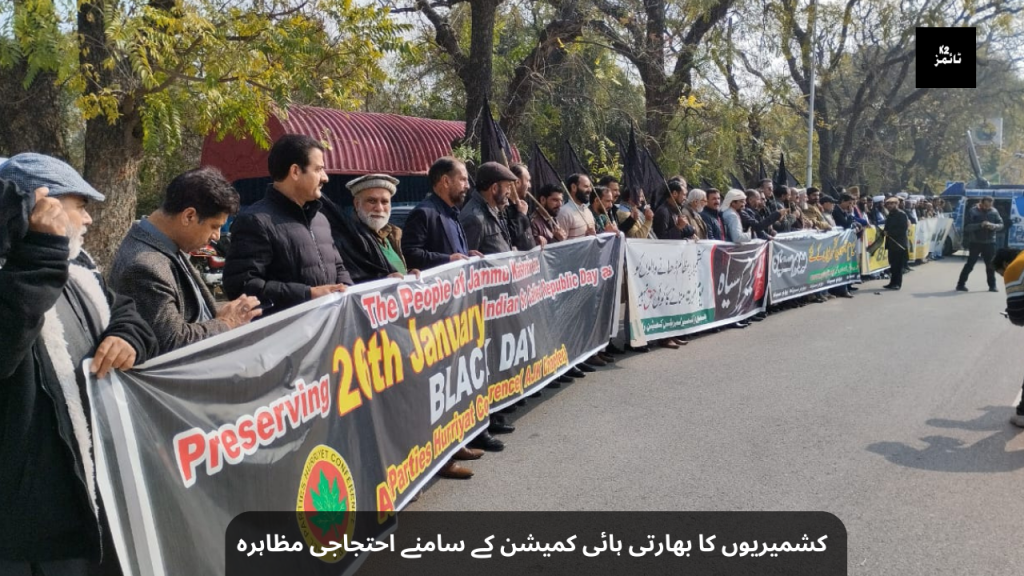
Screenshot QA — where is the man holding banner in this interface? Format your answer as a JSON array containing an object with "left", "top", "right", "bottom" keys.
[{"left": 0, "top": 157, "right": 159, "bottom": 575}]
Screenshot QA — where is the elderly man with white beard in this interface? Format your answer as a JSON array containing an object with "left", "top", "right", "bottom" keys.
[
  {"left": 0, "top": 153, "right": 158, "bottom": 575},
  {"left": 322, "top": 173, "right": 417, "bottom": 284}
]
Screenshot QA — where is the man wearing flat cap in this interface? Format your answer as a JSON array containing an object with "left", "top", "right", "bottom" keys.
[
  {"left": 322, "top": 173, "right": 415, "bottom": 284},
  {"left": 0, "top": 153, "right": 158, "bottom": 575},
  {"left": 461, "top": 162, "right": 519, "bottom": 254}
]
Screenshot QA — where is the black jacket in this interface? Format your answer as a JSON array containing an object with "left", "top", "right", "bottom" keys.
[
  {"left": 962, "top": 205, "right": 1004, "bottom": 244},
  {"left": 832, "top": 205, "right": 856, "bottom": 230},
  {"left": 320, "top": 197, "right": 408, "bottom": 284},
  {"left": 224, "top": 186, "right": 352, "bottom": 314},
  {"left": 505, "top": 205, "right": 536, "bottom": 251},
  {"left": 741, "top": 206, "right": 780, "bottom": 240},
  {"left": 460, "top": 192, "right": 513, "bottom": 255},
  {"left": 401, "top": 193, "right": 470, "bottom": 270},
  {"left": 653, "top": 202, "right": 695, "bottom": 240},
  {"left": 884, "top": 208, "right": 910, "bottom": 252},
  {"left": 700, "top": 207, "right": 724, "bottom": 241},
  {"left": 0, "top": 233, "right": 157, "bottom": 562}
]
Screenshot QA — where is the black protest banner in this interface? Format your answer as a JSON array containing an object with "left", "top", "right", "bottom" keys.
[{"left": 89, "top": 235, "right": 623, "bottom": 576}]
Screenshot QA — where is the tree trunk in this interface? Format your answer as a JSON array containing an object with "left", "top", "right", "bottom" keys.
[
  {"left": 500, "top": 6, "right": 585, "bottom": 136},
  {"left": 461, "top": 0, "right": 499, "bottom": 141},
  {"left": 0, "top": 64, "right": 67, "bottom": 159},
  {"left": 81, "top": 112, "right": 144, "bottom": 272},
  {"left": 643, "top": 80, "right": 676, "bottom": 153},
  {"left": 78, "top": 0, "right": 145, "bottom": 272}
]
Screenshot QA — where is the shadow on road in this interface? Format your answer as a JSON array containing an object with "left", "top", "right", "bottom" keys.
[
  {"left": 867, "top": 406, "right": 1024, "bottom": 473},
  {"left": 911, "top": 291, "right": 990, "bottom": 299}
]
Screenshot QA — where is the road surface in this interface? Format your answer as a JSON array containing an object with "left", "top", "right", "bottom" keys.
[{"left": 409, "top": 258, "right": 1024, "bottom": 575}]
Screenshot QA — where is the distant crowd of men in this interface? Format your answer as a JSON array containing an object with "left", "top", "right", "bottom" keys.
[{"left": 0, "top": 133, "right": 974, "bottom": 574}]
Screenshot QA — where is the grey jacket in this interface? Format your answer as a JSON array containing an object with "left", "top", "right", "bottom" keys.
[
  {"left": 460, "top": 191, "right": 512, "bottom": 255},
  {"left": 109, "top": 222, "right": 227, "bottom": 355},
  {"left": 722, "top": 207, "right": 751, "bottom": 243},
  {"left": 963, "top": 205, "right": 1004, "bottom": 244}
]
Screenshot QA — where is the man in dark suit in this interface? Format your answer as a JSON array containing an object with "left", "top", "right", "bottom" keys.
[
  {"left": 401, "top": 157, "right": 482, "bottom": 270},
  {"left": 400, "top": 157, "right": 498, "bottom": 478},
  {"left": 883, "top": 196, "right": 910, "bottom": 290}
]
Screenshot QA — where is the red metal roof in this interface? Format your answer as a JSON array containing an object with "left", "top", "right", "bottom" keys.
[{"left": 201, "top": 106, "right": 520, "bottom": 183}]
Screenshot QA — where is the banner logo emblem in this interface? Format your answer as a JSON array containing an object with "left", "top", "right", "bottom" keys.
[{"left": 296, "top": 444, "right": 356, "bottom": 561}]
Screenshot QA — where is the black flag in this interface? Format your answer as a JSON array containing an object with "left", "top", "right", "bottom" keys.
[
  {"left": 730, "top": 173, "right": 745, "bottom": 190},
  {"left": 700, "top": 177, "right": 714, "bottom": 190},
  {"left": 774, "top": 153, "right": 789, "bottom": 190},
  {"left": 640, "top": 148, "right": 669, "bottom": 208},
  {"left": 786, "top": 168, "right": 800, "bottom": 188},
  {"left": 479, "top": 97, "right": 514, "bottom": 166},
  {"left": 527, "top": 143, "right": 565, "bottom": 196},
  {"left": 560, "top": 140, "right": 590, "bottom": 179},
  {"left": 758, "top": 158, "right": 768, "bottom": 181},
  {"left": 621, "top": 125, "right": 645, "bottom": 205}
]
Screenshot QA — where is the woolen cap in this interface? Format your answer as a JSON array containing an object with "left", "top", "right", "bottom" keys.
[
  {"left": 346, "top": 173, "right": 398, "bottom": 197},
  {"left": 475, "top": 162, "right": 518, "bottom": 191},
  {"left": 0, "top": 153, "right": 105, "bottom": 202}
]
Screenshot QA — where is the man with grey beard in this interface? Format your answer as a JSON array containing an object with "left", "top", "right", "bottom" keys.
[
  {"left": 0, "top": 153, "right": 157, "bottom": 575},
  {"left": 322, "top": 173, "right": 416, "bottom": 284}
]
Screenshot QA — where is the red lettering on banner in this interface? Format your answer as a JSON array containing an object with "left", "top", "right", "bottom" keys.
[{"left": 170, "top": 375, "right": 332, "bottom": 488}]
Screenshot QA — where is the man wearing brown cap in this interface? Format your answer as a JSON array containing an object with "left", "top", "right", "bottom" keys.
[
  {"left": 321, "top": 173, "right": 417, "bottom": 284},
  {"left": 461, "top": 162, "right": 519, "bottom": 254}
]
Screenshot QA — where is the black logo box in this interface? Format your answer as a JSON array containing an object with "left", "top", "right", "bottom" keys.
[
  {"left": 915, "top": 27, "right": 976, "bottom": 89},
  {"left": 227, "top": 511, "right": 847, "bottom": 576}
]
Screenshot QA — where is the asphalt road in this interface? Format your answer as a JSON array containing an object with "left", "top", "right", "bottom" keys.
[{"left": 409, "top": 257, "right": 1024, "bottom": 575}]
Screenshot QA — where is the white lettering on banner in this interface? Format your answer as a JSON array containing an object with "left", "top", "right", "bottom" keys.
[
  {"left": 173, "top": 374, "right": 331, "bottom": 488},
  {"left": 428, "top": 348, "right": 487, "bottom": 425},
  {"left": 499, "top": 324, "right": 536, "bottom": 372},
  {"left": 771, "top": 247, "right": 808, "bottom": 277}
]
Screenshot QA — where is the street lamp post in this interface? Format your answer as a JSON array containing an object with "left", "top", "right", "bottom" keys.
[{"left": 806, "top": 0, "right": 817, "bottom": 188}]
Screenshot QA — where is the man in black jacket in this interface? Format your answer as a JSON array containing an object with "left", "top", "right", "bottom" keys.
[
  {"left": 507, "top": 163, "right": 536, "bottom": 250},
  {"left": 321, "top": 173, "right": 415, "bottom": 284},
  {"left": 402, "top": 157, "right": 483, "bottom": 271},
  {"left": 700, "top": 189, "right": 725, "bottom": 240},
  {"left": 461, "top": 162, "right": 518, "bottom": 254},
  {"left": 653, "top": 180, "right": 695, "bottom": 240},
  {"left": 742, "top": 189, "right": 783, "bottom": 240},
  {"left": 224, "top": 134, "right": 352, "bottom": 314},
  {"left": 0, "top": 154, "right": 158, "bottom": 575},
  {"left": 882, "top": 196, "right": 910, "bottom": 290},
  {"left": 957, "top": 196, "right": 1004, "bottom": 292}
]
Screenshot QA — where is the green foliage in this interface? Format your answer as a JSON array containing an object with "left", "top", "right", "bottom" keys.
[
  {"left": 310, "top": 470, "right": 347, "bottom": 539},
  {"left": 451, "top": 142, "right": 480, "bottom": 164},
  {"left": 584, "top": 136, "right": 622, "bottom": 180},
  {"left": 2, "top": 0, "right": 412, "bottom": 157}
]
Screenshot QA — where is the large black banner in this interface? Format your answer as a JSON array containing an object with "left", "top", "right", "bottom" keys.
[{"left": 88, "top": 235, "right": 623, "bottom": 576}]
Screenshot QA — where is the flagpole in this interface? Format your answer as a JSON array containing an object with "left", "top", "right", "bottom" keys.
[{"left": 805, "top": 0, "right": 817, "bottom": 187}]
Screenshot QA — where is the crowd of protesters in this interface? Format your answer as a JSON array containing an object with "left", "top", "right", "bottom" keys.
[{"left": 0, "top": 134, "right": 963, "bottom": 574}]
